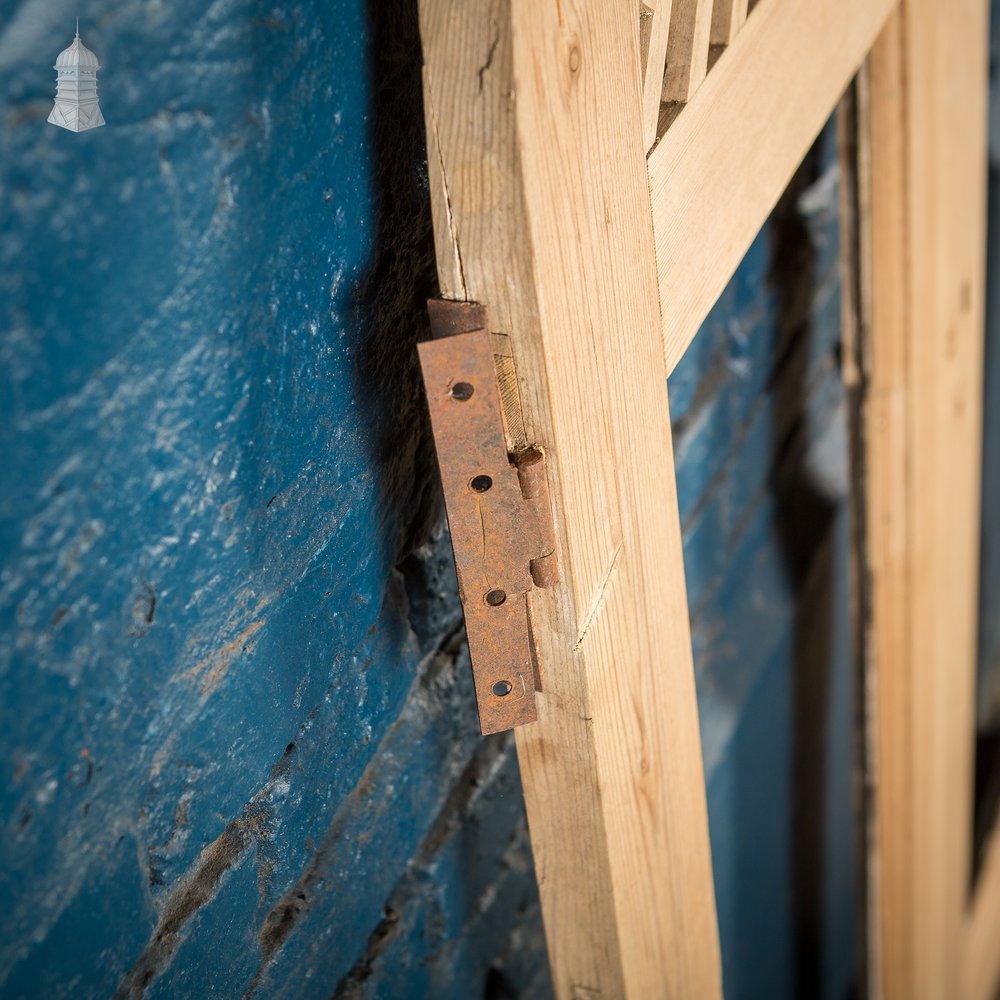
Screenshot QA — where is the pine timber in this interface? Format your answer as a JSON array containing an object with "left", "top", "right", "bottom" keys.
[
  {"left": 863, "top": 3, "right": 990, "bottom": 1000},
  {"left": 419, "top": 0, "right": 721, "bottom": 996},
  {"left": 709, "top": 0, "right": 748, "bottom": 48},
  {"left": 641, "top": 0, "right": 674, "bottom": 152},
  {"left": 662, "top": 0, "right": 713, "bottom": 104},
  {"left": 648, "top": 0, "right": 896, "bottom": 375}
]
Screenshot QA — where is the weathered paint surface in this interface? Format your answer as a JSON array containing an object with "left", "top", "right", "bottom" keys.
[
  {"left": 2, "top": 1, "right": 859, "bottom": 997},
  {"left": 1, "top": 1, "right": 548, "bottom": 997}
]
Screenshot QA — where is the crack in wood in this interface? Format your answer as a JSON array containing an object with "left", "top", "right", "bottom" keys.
[{"left": 573, "top": 542, "right": 623, "bottom": 651}]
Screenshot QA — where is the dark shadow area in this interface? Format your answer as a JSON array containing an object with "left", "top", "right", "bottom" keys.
[
  {"left": 484, "top": 966, "right": 518, "bottom": 1000},
  {"left": 767, "top": 143, "right": 844, "bottom": 999},
  {"left": 972, "top": 12, "right": 1000, "bottom": 879},
  {"left": 974, "top": 729, "right": 1000, "bottom": 882},
  {"left": 350, "top": 0, "right": 442, "bottom": 567},
  {"left": 342, "top": 0, "right": 551, "bottom": 994}
]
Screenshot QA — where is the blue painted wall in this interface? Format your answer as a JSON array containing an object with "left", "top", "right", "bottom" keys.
[
  {"left": 2, "top": 3, "right": 860, "bottom": 998},
  {"left": 1, "top": 2, "right": 549, "bottom": 997}
]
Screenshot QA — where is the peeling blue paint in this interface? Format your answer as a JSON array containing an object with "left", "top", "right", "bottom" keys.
[
  {"left": 1, "top": 1, "right": 547, "bottom": 996},
  {"left": 0, "top": 2, "right": 917, "bottom": 998}
]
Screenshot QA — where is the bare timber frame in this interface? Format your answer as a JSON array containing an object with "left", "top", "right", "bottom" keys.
[
  {"left": 416, "top": 0, "right": 994, "bottom": 997},
  {"left": 861, "top": 4, "right": 992, "bottom": 1000}
]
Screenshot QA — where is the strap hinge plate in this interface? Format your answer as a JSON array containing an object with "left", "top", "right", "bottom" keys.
[{"left": 418, "top": 300, "right": 559, "bottom": 734}]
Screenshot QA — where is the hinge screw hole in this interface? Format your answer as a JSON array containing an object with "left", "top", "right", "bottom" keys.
[
  {"left": 485, "top": 589, "right": 507, "bottom": 606},
  {"left": 470, "top": 475, "right": 493, "bottom": 493},
  {"left": 450, "top": 381, "right": 474, "bottom": 401},
  {"left": 492, "top": 680, "right": 512, "bottom": 697}
]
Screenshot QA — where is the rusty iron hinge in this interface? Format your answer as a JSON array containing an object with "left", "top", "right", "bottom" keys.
[{"left": 418, "top": 300, "right": 559, "bottom": 734}]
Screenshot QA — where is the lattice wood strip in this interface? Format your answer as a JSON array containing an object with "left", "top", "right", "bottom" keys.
[
  {"left": 640, "top": 1, "right": 673, "bottom": 151},
  {"left": 662, "top": 0, "right": 713, "bottom": 103},
  {"left": 647, "top": 0, "right": 896, "bottom": 374},
  {"left": 641, "top": 0, "right": 755, "bottom": 151},
  {"left": 710, "top": 0, "right": 749, "bottom": 46}
]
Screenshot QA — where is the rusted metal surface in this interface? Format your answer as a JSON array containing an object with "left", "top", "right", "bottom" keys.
[
  {"left": 418, "top": 300, "right": 558, "bottom": 734},
  {"left": 514, "top": 449, "right": 559, "bottom": 590},
  {"left": 426, "top": 298, "right": 488, "bottom": 340}
]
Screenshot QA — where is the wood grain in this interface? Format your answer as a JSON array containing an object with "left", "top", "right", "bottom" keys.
[
  {"left": 862, "top": 3, "right": 990, "bottom": 999},
  {"left": 662, "top": 0, "right": 713, "bottom": 103},
  {"left": 420, "top": 0, "right": 721, "bottom": 995},
  {"left": 648, "top": 0, "right": 896, "bottom": 375},
  {"left": 710, "top": 0, "right": 748, "bottom": 48},
  {"left": 641, "top": 0, "right": 674, "bottom": 152}
]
